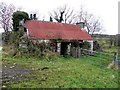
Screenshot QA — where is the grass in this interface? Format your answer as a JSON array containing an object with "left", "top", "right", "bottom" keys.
[
  {"left": 94, "top": 37, "right": 118, "bottom": 51},
  {"left": 1, "top": 44, "right": 119, "bottom": 88},
  {"left": 103, "top": 46, "right": 118, "bottom": 53},
  {"left": 2, "top": 54, "right": 119, "bottom": 88},
  {"left": 95, "top": 37, "right": 120, "bottom": 60}
]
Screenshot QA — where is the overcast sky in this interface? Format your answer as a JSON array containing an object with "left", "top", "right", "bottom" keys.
[{"left": 1, "top": 0, "right": 119, "bottom": 35}]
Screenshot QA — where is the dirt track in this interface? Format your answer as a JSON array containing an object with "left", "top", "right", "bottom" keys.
[{"left": 2, "top": 62, "right": 36, "bottom": 87}]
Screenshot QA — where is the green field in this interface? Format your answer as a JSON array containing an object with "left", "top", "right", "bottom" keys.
[{"left": 2, "top": 53, "right": 119, "bottom": 88}]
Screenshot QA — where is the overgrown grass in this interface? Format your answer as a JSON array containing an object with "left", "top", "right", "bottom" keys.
[
  {"left": 2, "top": 54, "right": 119, "bottom": 88},
  {"left": 103, "top": 46, "right": 118, "bottom": 53}
]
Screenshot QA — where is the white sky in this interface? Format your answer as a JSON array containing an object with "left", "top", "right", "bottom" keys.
[{"left": 0, "top": 0, "right": 119, "bottom": 35}]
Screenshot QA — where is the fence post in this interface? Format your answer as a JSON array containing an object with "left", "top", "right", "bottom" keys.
[
  {"left": 77, "top": 47, "right": 81, "bottom": 58},
  {"left": 114, "top": 52, "right": 118, "bottom": 61}
]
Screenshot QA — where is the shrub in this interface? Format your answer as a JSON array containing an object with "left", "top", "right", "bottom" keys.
[
  {"left": 93, "top": 41, "right": 102, "bottom": 51},
  {"left": 81, "top": 41, "right": 91, "bottom": 49},
  {"left": 2, "top": 44, "right": 18, "bottom": 58},
  {"left": 42, "top": 49, "right": 59, "bottom": 61}
]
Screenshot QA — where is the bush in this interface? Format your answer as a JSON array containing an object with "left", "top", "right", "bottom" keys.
[
  {"left": 2, "top": 44, "right": 18, "bottom": 57},
  {"left": 81, "top": 41, "right": 91, "bottom": 49},
  {"left": 42, "top": 49, "right": 59, "bottom": 61},
  {"left": 2, "top": 31, "right": 60, "bottom": 59},
  {"left": 93, "top": 41, "right": 102, "bottom": 51}
]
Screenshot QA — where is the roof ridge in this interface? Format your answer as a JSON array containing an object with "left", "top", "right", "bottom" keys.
[{"left": 27, "top": 20, "right": 79, "bottom": 27}]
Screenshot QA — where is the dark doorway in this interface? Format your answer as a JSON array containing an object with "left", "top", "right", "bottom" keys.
[{"left": 60, "top": 42, "right": 69, "bottom": 56}]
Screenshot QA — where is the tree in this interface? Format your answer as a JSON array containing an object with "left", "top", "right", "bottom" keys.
[
  {"left": 77, "top": 6, "right": 103, "bottom": 35},
  {"left": 49, "top": 5, "right": 76, "bottom": 24},
  {"left": 12, "top": 11, "right": 29, "bottom": 31},
  {"left": 0, "top": 2, "right": 15, "bottom": 32},
  {"left": 49, "top": 16, "right": 53, "bottom": 22}
]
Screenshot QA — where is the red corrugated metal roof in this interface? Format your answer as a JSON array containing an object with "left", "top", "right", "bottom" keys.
[{"left": 24, "top": 20, "right": 93, "bottom": 40}]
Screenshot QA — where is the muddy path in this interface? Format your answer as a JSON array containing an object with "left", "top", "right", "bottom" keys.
[{"left": 2, "top": 62, "right": 36, "bottom": 87}]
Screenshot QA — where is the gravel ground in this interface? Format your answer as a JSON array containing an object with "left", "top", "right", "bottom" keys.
[{"left": 2, "top": 62, "right": 36, "bottom": 87}]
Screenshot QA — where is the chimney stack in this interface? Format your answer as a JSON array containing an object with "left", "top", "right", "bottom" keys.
[
  {"left": 30, "top": 14, "right": 33, "bottom": 19},
  {"left": 33, "top": 14, "right": 37, "bottom": 20},
  {"left": 76, "top": 22, "right": 85, "bottom": 28},
  {"left": 30, "top": 14, "right": 37, "bottom": 20}
]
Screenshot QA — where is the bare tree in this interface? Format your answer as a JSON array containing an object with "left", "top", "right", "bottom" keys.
[
  {"left": 49, "top": 5, "right": 76, "bottom": 24},
  {"left": 77, "top": 6, "right": 103, "bottom": 35},
  {"left": 0, "top": 2, "right": 15, "bottom": 32}
]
